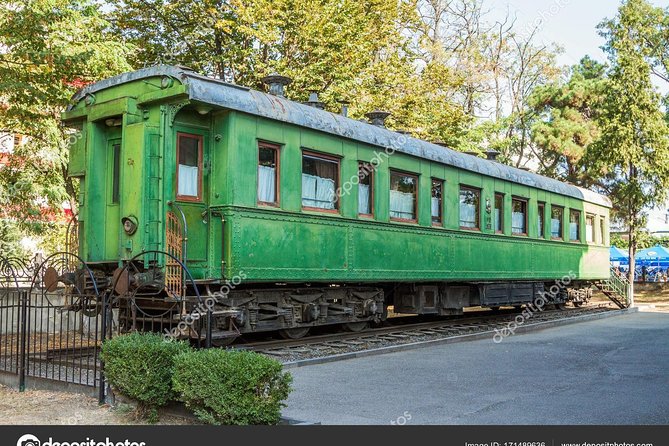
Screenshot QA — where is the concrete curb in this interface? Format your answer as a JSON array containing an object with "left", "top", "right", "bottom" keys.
[{"left": 282, "top": 307, "right": 639, "bottom": 369}]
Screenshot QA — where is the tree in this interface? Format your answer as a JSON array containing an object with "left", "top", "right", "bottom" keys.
[
  {"left": 0, "top": 0, "right": 132, "bottom": 242},
  {"left": 109, "top": 0, "right": 474, "bottom": 145},
  {"left": 591, "top": 0, "right": 669, "bottom": 289},
  {"left": 528, "top": 56, "right": 608, "bottom": 185}
]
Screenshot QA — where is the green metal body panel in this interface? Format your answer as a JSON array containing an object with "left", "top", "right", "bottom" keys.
[{"left": 63, "top": 74, "right": 611, "bottom": 284}]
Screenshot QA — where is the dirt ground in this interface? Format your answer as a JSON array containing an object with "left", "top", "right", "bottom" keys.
[
  {"left": 0, "top": 384, "right": 196, "bottom": 425},
  {"left": 592, "top": 289, "right": 669, "bottom": 312}
]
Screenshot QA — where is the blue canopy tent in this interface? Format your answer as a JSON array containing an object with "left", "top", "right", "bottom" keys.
[
  {"left": 634, "top": 245, "right": 669, "bottom": 281},
  {"left": 635, "top": 245, "right": 669, "bottom": 267},
  {"left": 610, "top": 246, "right": 629, "bottom": 265}
]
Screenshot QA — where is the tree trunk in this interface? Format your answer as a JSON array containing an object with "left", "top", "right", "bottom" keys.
[{"left": 627, "top": 215, "right": 635, "bottom": 307}]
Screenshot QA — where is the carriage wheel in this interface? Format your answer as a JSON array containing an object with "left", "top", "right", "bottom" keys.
[
  {"left": 279, "top": 327, "right": 310, "bottom": 339},
  {"left": 342, "top": 321, "right": 369, "bottom": 332}
]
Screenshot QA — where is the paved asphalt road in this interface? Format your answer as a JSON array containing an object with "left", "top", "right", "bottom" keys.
[{"left": 282, "top": 311, "right": 669, "bottom": 425}]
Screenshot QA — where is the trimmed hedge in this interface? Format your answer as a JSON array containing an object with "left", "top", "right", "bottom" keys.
[
  {"left": 172, "top": 349, "right": 293, "bottom": 425},
  {"left": 100, "top": 332, "right": 191, "bottom": 420}
]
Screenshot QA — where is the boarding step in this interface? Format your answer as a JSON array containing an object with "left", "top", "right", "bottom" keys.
[{"left": 594, "top": 267, "right": 631, "bottom": 309}]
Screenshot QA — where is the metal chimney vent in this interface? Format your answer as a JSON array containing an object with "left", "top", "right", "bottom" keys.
[
  {"left": 486, "top": 149, "right": 500, "bottom": 161},
  {"left": 337, "top": 100, "right": 350, "bottom": 117},
  {"left": 261, "top": 74, "right": 292, "bottom": 98},
  {"left": 366, "top": 110, "right": 391, "bottom": 127},
  {"left": 303, "top": 91, "right": 325, "bottom": 110}
]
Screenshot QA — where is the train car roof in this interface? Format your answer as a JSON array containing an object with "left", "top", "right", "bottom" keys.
[{"left": 68, "top": 65, "right": 611, "bottom": 208}]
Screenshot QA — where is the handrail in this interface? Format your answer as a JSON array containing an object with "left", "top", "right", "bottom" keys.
[{"left": 608, "top": 266, "right": 630, "bottom": 305}]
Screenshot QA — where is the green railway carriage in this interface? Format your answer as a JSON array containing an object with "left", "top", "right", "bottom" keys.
[{"left": 62, "top": 65, "right": 612, "bottom": 340}]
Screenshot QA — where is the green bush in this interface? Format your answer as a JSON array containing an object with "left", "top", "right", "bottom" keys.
[
  {"left": 172, "top": 349, "right": 293, "bottom": 425},
  {"left": 100, "top": 332, "right": 191, "bottom": 420}
]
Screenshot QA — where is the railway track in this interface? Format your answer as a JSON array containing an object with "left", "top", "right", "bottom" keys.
[{"left": 238, "top": 303, "right": 620, "bottom": 364}]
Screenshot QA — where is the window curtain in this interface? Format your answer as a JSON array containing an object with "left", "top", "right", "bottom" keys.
[
  {"left": 551, "top": 218, "right": 561, "bottom": 237},
  {"left": 178, "top": 164, "right": 198, "bottom": 196},
  {"left": 586, "top": 223, "right": 594, "bottom": 243},
  {"left": 359, "top": 184, "right": 371, "bottom": 214},
  {"left": 258, "top": 165, "right": 276, "bottom": 203},
  {"left": 494, "top": 209, "right": 501, "bottom": 231},
  {"left": 302, "top": 173, "right": 336, "bottom": 209},
  {"left": 431, "top": 197, "right": 440, "bottom": 218},
  {"left": 390, "top": 190, "right": 414, "bottom": 219},
  {"left": 512, "top": 212, "right": 525, "bottom": 233},
  {"left": 460, "top": 202, "right": 476, "bottom": 227},
  {"left": 570, "top": 222, "right": 579, "bottom": 241}
]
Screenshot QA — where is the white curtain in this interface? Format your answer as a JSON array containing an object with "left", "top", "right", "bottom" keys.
[
  {"left": 551, "top": 218, "right": 561, "bottom": 237},
  {"left": 460, "top": 202, "right": 476, "bottom": 227},
  {"left": 494, "top": 209, "right": 501, "bottom": 231},
  {"left": 586, "top": 222, "right": 594, "bottom": 243},
  {"left": 302, "top": 173, "right": 335, "bottom": 209},
  {"left": 359, "top": 184, "right": 371, "bottom": 214},
  {"left": 431, "top": 197, "right": 440, "bottom": 219},
  {"left": 538, "top": 216, "right": 543, "bottom": 236},
  {"left": 258, "top": 165, "right": 276, "bottom": 203},
  {"left": 570, "top": 222, "right": 579, "bottom": 241},
  {"left": 178, "top": 164, "right": 198, "bottom": 196},
  {"left": 512, "top": 211, "right": 525, "bottom": 233},
  {"left": 390, "top": 190, "right": 414, "bottom": 219}
]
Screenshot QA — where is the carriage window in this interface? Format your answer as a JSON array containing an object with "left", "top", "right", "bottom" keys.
[
  {"left": 512, "top": 198, "right": 528, "bottom": 235},
  {"left": 390, "top": 171, "right": 417, "bottom": 221},
  {"left": 586, "top": 214, "right": 595, "bottom": 243},
  {"left": 570, "top": 209, "right": 581, "bottom": 242},
  {"left": 600, "top": 217, "right": 606, "bottom": 245},
  {"left": 431, "top": 179, "right": 443, "bottom": 225},
  {"left": 358, "top": 162, "right": 373, "bottom": 216},
  {"left": 302, "top": 152, "right": 339, "bottom": 211},
  {"left": 258, "top": 144, "right": 279, "bottom": 205},
  {"left": 111, "top": 143, "right": 121, "bottom": 204},
  {"left": 538, "top": 202, "right": 546, "bottom": 238},
  {"left": 176, "top": 133, "right": 202, "bottom": 200},
  {"left": 551, "top": 206, "right": 563, "bottom": 239},
  {"left": 459, "top": 186, "right": 480, "bottom": 229},
  {"left": 494, "top": 193, "right": 504, "bottom": 233}
]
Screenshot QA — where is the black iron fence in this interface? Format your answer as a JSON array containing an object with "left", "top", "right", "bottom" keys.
[{"left": 0, "top": 251, "right": 210, "bottom": 403}]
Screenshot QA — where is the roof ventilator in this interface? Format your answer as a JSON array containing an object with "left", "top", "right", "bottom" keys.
[
  {"left": 366, "top": 110, "right": 391, "bottom": 127},
  {"left": 261, "top": 73, "right": 292, "bottom": 98},
  {"left": 303, "top": 91, "right": 326, "bottom": 110}
]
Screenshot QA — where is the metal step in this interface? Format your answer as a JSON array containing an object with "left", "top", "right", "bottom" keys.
[{"left": 595, "top": 272, "right": 630, "bottom": 309}]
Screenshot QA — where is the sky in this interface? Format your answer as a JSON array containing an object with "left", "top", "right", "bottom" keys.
[
  {"left": 488, "top": 0, "right": 668, "bottom": 67},
  {"left": 487, "top": 0, "right": 669, "bottom": 233}
]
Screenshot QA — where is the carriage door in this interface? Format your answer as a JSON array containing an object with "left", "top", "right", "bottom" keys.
[
  {"left": 106, "top": 136, "right": 122, "bottom": 258},
  {"left": 174, "top": 131, "right": 208, "bottom": 278}
]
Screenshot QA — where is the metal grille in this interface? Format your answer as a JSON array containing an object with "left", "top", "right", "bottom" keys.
[{"left": 165, "top": 211, "right": 184, "bottom": 299}]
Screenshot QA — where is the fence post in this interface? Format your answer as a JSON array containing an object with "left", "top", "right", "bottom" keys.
[
  {"left": 18, "top": 290, "right": 27, "bottom": 392},
  {"left": 206, "top": 309, "right": 213, "bottom": 349},
  {"left": 98, "top": 291, "right": 107, "bottom": 404}
]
